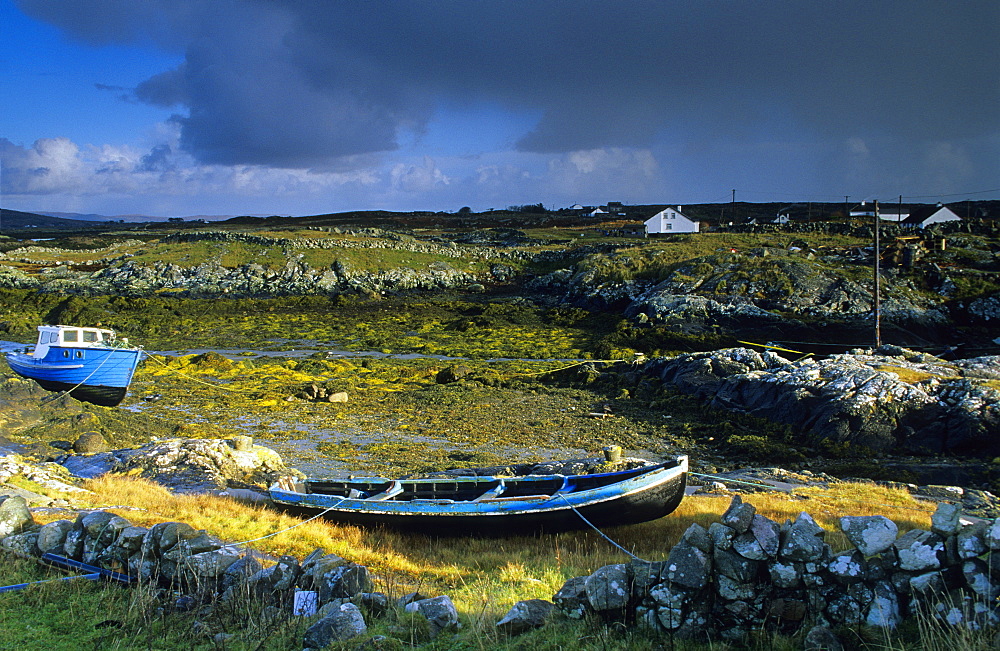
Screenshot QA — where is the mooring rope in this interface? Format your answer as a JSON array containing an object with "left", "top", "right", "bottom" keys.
[
  {"left": 224, "top": 497, "right": 347, "bottom": 548},
  {"left": 556, "top": 493, "right": 648, "bottom": 562}
]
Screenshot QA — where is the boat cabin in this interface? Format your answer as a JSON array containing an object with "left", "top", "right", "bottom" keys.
[{"left": 30, "top": 325, "right": 120, "bottom": 358}]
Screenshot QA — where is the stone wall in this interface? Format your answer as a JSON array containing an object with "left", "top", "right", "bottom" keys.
[
  {"left": 0, "top": 496, "right": 457, "bottom": 649},
  {"left": 551, "top": 495, "right": 1000, "bottom": 644},
  {"left": 3, "top": 491, "right": 999, "bottom": 647}
]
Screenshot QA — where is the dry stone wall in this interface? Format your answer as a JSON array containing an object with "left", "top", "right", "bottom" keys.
[
  {"left": 551, "top": 495, "right": 1000, "bottom": 644},
  {"left": 4, "top": 491, "right": 1000, "bottom": 647}
]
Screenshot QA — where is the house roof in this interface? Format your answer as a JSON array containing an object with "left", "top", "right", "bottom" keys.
[{"left": 902, "top": 205, "right": 958, "bottom": 225}]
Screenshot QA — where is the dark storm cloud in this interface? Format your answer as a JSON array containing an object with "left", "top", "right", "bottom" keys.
[{"left": 17, "top": 0, "right": 1000, "bottom": 172}]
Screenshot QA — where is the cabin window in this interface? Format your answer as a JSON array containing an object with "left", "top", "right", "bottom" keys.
[
  {"left": 76, "top": 351, "right": 84, "bottom": 358},
  {"left": 63, "top": 350, "right": 69, "bottom": 358},
  {"left": 63, "top": 330, "right": 79, "bottom": 342},
  {"left": 83, "top": 331, "right": 97, "bottom": 343}
]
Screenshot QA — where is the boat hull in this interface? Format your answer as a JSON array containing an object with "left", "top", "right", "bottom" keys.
[
  {"left": 270, "top": 457, "right": 688, "bottom": 536},
  {"left": 6, "top": 347, "right": 143, "bottom": 407}
]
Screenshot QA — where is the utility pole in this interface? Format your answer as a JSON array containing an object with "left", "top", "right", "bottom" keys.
[
  {"left": 873, "top": 200, "right": 881, "bottom": 348},
  {"left": 844, "top": 196, "right": 850, "bottom": 219},
  {"left": 731, "top": 189, "right": 736, "bottom": 223},
  {"left": 898, "top": 195, "right": 903, "bottom": 224}
]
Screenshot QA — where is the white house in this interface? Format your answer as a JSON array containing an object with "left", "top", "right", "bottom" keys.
[
  {"left": 902, "top": 204, "right": 961, "bottom": 229},
  {"left": 850, "top": 203, "right": 910, "bottom": 221},
  {"left": 644, "top": 206, "right": 699, "bottom": 235}
]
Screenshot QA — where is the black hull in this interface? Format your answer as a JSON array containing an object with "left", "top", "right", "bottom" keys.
[
  {"left": 276, "top": 473, "right": 687, "bottom": 536},
  {"left": 31, "top": 378, "right": 128, "bottom": 407}
]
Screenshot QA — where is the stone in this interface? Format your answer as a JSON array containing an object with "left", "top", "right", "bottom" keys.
[
  {"left": 748, "top": 513, "right": 780, "bottom": 558},
  {"left": 708, "top": 522, "right": 735, "bottom": 551},
  {"left": 584, "top": 563, "right": 631, "bottom": 612},
  {"left": 828, "top": 550, "right": 866, "bottom": 585},
  {"left": 0, "top": 495, "right": 33, "bottom": 538},
  {"left": 988, "top": 517, "right": 1000, "bottom": 550},
  {"left": 73, "top": 432, "right": 110, "bottom": 454},
  {"left": 767, "top": 560, "right": 802, "bottom": 589},
  {"left": 909, "top": 571, "right": 946, "bottom": 596},
  {"left": 663, "top": 539, "right": 711, "bottom": 589},
  {"left": 894, "top": 530, "right": 944, "bottom": 572},
  {"left": 436, "top": 365, "right": 471, "bottom": 384},
  {"left": 303, "top": 602, "right": 367, "bottom": 648},
  {"left": 930, "top": 502, "right": 963, "bottom": 537},
  {"left": 865, "top": 580, "right": 901, "bottom": 628},
  {"left": 405, "top": 595, "right": 459, "bottom": 638},
  {"left": 803, "top": 625, "right": 844, "bottom": 650},
  {"left": 956, "top": 520, "right": 987, "bottom": 559},
  {"left": 230, "top": 435, "right": 253, "bottom": 452},
  {"left": 496, "top": 599, "right": 553, "bottom": 635},
  {"left": 721, "top": 495, "right": 755, "bottom": 534},
  {"left": 681, "top": 522, "right": 712, "bottom": 553},
  {"left": 0, "top": 531, "right": 39, "bottom": 556},
  {"left": 314, "top": 563, "right": 372, "bottom": 601},
  {"left": 714, "top": 548, "right": 759, "bottom": 583},
  {"left": 553, "top": 576, "right": 589, "bottom": 619},
  {"left": 630, "top": 560, "right": 666, "bottom": 599},
  {"left": 963, "top": 559, "right": 1000, "bottom": 600},
  {"left": 326, "top": 391, "right": 349, "bottom": 403},
  {"left": 779, "top": 512, "right": 826, "bottom": 561},
  {"left": 36, "top": 519, "right": 74, "bottom": 555},
  {"left": 840, "top": 516, "right": 898, "bottom": 556},
  {"left": 716, "top": 574, "right": 756, "bottom": 601}
]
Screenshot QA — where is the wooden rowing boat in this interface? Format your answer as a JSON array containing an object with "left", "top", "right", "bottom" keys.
[{"left": 268, "top": 455, "right": 688, "bottom": 535}]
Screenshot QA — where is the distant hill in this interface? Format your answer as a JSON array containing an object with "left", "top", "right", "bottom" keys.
[
  {"left": 37, "top": 211, "right": 241, "bottom": 223},
  {"left": 0, "top": 208, "right": 108, "bottom": 230}
]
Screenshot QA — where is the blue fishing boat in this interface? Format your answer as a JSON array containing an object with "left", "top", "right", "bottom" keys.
[
  {"left": 5, "top": 325, "right": 143, "bottom": 407},
  {"left": 269, "top": 456, "right": 688, "bottom": 535}
]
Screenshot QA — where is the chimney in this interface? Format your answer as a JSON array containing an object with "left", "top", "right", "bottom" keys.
[{"left": 677, "top": 205, "right": 683, "bottom": 212}]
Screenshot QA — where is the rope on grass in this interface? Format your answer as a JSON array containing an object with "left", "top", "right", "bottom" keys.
[
  {"left": 556, "top": 494, "right": 648, "bottom": 563},
  {"left": 224, "top": 498, "right": 347, "bottom": 548}
]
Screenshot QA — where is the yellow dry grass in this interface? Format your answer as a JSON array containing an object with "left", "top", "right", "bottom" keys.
[{"left": 45, "top": 474, "right": 936, "bottom": 622}]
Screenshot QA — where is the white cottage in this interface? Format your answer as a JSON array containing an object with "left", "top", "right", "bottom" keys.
[
  {"left": 902, "top": 204, "right": 961, "bottom": 229},
  {"left": 644, "top": 206, "right": 699, "bottom": 235}
]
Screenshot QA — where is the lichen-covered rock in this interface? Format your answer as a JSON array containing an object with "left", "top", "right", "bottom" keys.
[
  {"left": 840, "top": 515, "right": 898, "bottom": 556},
  {"left": 664, "top": 539, "right": 711, "bottom": 589},
  {"left": 303, "top": 602, "right": 367, "bottom": 648},
  {"left": 58, "top": 437, "right": 301, "bottom": 491},
  {"left": 865, "top": 580, "right": 901, "bottom": 628},
  {"left": 496, "top": 599, "right": 553, "bottom": 635},
  {"left": 779, "top": 512, "right": 827, "bottom": 562},
  {"left": 721, "top": 495, "right": 755, "bottom": 534},
  {"left": 553, "top": 576, "right": 589, "bottom": 619},
  {"left": 828, "top": 550, "right": 866, "bottom": 585},
  {"left": 36, "top": 519, "right": 73, "bottom": 555},
  {"left": 930, "top": 502, "right": 963, "bottom": 537},
  {"left": 405, "top": 595, "right": 459, "bottom": 638},
  {"left": 0, "top": 495, "right": 33, "bottom": 537},
  {"left": 894, "top": 530, "right": 944, "bottom": 572},
  {"left": 585, "top": 563, "right": 631, "bottom": 612}
]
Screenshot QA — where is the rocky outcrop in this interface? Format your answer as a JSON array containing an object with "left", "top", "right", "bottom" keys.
[
  {"left": 556, "top": 497, "right": 1000, "bottom": 642},
  {"left": 55, "top": 437, "right": 301, "bottom": 492},
  {"left": 645, "top": 346, "right": 1000, "bottom": 455}
]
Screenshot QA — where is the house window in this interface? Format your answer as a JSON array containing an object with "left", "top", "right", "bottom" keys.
[{"left": 664, "top": 223, "right": 672, "bottom": 230}]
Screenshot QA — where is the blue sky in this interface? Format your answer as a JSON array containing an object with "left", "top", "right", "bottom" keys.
[{"left": 2, "top": 0, "right": 998, "bottom": 218}]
